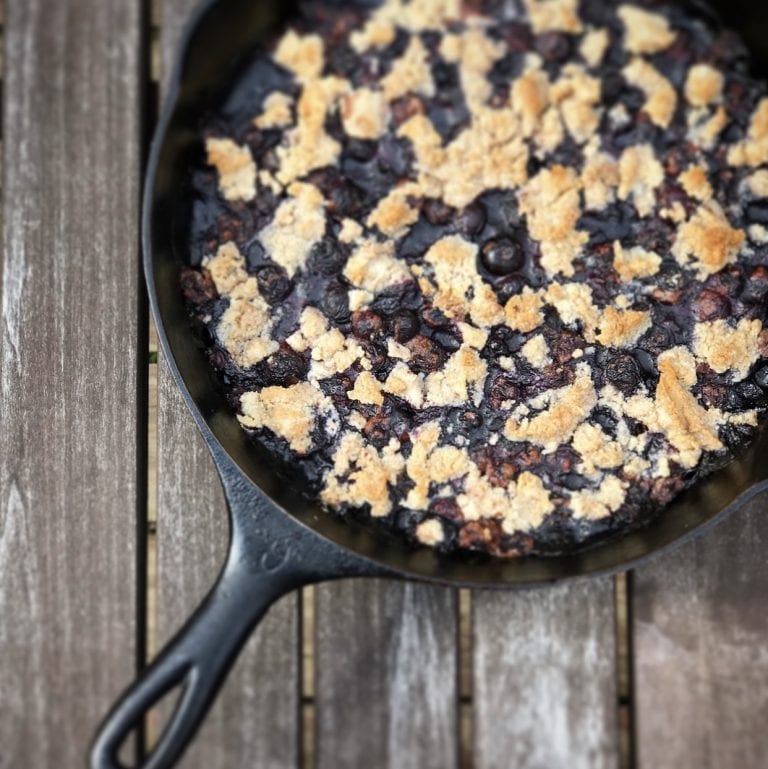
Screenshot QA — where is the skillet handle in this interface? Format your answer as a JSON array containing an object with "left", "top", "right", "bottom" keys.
[
  {"left": 89, "top": 537, "right": 304, "bottom": 769},
  {"left": 90, "top": 452, "right": 387, "bottom": 769}
]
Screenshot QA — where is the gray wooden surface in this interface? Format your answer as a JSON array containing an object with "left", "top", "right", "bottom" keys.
[
  {"left": 2, "top": 2, "right": 768, "bottom": 768},
  {"left": 314, "top": 580, "right": 459, "bottom": 769},
  {"left": 153, "top": 1, "right": 300, "bottom": 766},
  {"left": 473, "top": 580, "right": 619, "bottom": 769},
  {"left": 0, "top": 1, "right": 144, "bottom": 767},
  {"left": 633, "top": 488, "right": 768, "bottom": 769}
]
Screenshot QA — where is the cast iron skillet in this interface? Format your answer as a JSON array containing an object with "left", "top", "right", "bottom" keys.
[{"left": 91, "top": 1, "right": 768, "bottom": 767}]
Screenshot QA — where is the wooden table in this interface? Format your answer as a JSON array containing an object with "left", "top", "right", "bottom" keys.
[{"left": 2, "top": 2, "right": 768, "bottom": 768}]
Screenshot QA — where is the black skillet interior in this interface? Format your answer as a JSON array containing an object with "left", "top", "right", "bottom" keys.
[{"left": 91, "top": 3, "right": 768, "bottom": 768}]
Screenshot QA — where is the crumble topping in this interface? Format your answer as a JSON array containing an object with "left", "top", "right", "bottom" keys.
[
  {"left": 322, "top": 433, "right": 405, "bottom": 517},
  {"left": 255, "top": 92, "right": 294, "bottom": 129},
  {"left": 206, "top": 138, "right": 257, "bottom": 202},
  {"left": 187, "top": 0, "right": 768, "bottom": 558},
  {"left": 518, "top": 165, "right": 587, "bottom": 276},
  {"left": 618, "top": 144, "right": 664, "bottom": 216},
  {"left": 525, "top": 0, "right": 583, "bottom": 35},
  {"left": 423, "top": 235, "right": 505, "bottom": 327},
  {"left": 521, "top": 335, "right": 552, "bottom": 368},
  {"left": 273, "top": 30, "right": 324, "bottom": 80},
  {"left": 685, "top": 64, "right": 724, "bottom": 108},
  {"left": 672, "top": 204, "right": 746, "bottom": 278},
  {"left": 341, "top": 88, "right": 390, "bottom": 140},
  {"left": 728, "top": 98, "right": 768, "bottom": 168},
  {"left": 679, "top": 165, "right": 714, "bottom": 202},
  {"left": 381, "top": 35, "right": 435, "bottom": 101},
  {"left": 612, "top": 242, "right": 661, "bottom": 281},
  {"left": 350, "top": 18, "right": 396, "bottom": 53},
  {"left": 570, "top": 477, "right": 627, "bottom": 520},
  {"left": 504, "top": 288, "right": 545, "bottom": 333},
  {"left": 616, "top": 5, "right": 676, "bottom": 54},
  {"left": 416, "top": 519, "right": 445, "bottom": 546},
  {"left": 259, "top": 183, "right": 326, "bottom": 277},
  {"left": 367, "top": 190, "right": 420, "bottom": 238},
  {"left": 275, "top": 76, "right": 350, "bottom": 184},
  {"left": 239, "top": 383, "right": 336, "bottom": 453},
  {"left": 622, "top": 58, "right": 677, "bottom": 128},
  {"left": 504, "top": 365, "right": 597, "bottom": 450},
  {"left": 693, "top": 319, "right": 762, "bottom": 381},
  {"left": 344, "top": 238, "right": 411, "bottom": 293},
  {"left": 580, "top": 28, "right": 610, "bottom": 68},
  {"left": 746, "top": 170, "right": 768, "bottom": 197}
]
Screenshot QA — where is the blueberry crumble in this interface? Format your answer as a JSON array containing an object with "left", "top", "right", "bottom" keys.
[{"left": 182, "top": 0, "right": 768, "bottom": 557}]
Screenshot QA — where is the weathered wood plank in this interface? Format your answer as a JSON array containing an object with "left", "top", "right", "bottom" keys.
[
  {"left": 472, "top": 579, "right": 619, "bottom": 769},
  {"left": 633, "top": 489, "right": 768, "bottom": 769},
  {"left": 0, "top": 1, "right": 144, "bottom": 766},
  {"left": 153, "top": 2, "right": 300, "bottom": 766},
  {"left": 314, "top": 580, "right": 459, "bottom": 769}
]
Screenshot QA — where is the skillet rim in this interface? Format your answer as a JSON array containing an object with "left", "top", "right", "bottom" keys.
[{"left": 143, "top": 0, "right": 768, "bottom": 589}]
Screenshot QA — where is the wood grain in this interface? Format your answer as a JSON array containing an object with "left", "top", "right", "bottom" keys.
[
  {"left": 633, "top": 489, "right": 768, "bottom": 769},
  {"left": 0, "top": 1, "right": 144, "bottom": 767},
  {"left": 314, "top": 580, "right": 459, "bottom": 769},
  {"left": 153, "top": 2, "right": 300, "bottom": 767},
  {"left": 472, "top": 579, "right": 619, "bottom": 769}
]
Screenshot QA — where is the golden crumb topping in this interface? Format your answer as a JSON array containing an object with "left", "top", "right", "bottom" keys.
[
  {"left": 581, "top": 143, "right": 620, "bottom": 210},
  {"left": 274, "top": 30, "right": 325, "bottom": 80},
  {"left": 206, "top": 138, "right": 257, "bottom": 202},
  {"left": 345, "top": 238, "right": 412, "bottom": 294},
  {"left": 322, "top": 433, "right": 405, "bottom": 517},
  {"left": 572, "top": 422, "right": 623, "bottom": 474},
  {"left": 655, "top": 347, "right": 723, "bottom": 465},
  {"left": 204, "top": 243, "right": 279, "bottom": 366},
  {"left": 618, "top": 143, "right": 665, "bottom": 216},
  {"left": 259, "top": 183, "right": 326, "bottom": 277},
  {"left": 693, "top": 318, "right": 762, "bottom": 381},
  {"left": 369, "top": 0, "right": 461, "bottom": 33},
  {"left": 597, "top": 307, "right": 652, "bottom": 348},
  {"left": 518, "top": 165, "right": 588, "bottom": 277},
  {"left": 239, "top": 383, "right": 336, "bottom": 454},
  {"left": 382, "top": 35, "right": 435, "bottom": 101},
  {"left": 550, "top": 64, "right": 603, "bottom": 145},
  {"left": 580, "top": 28, "right": 610, "bottom": 68},
  {"left": 521, "top": 334, "right": 552, "bottom": 368},
  {"left": 424, "top": 345, "right": 488, "bottom": 406},
  {"left": 617, "top": 5, "right": 676, "bottom": 54},
  {"left": 728, "top": 98, "right": 768, "bottom": 168},
  {"left": 672, "top": 204, "right": 745, "bottom": 278},
  {"left": 350, "top": 18, "right": 396, "bottom": 53},
  {"left": 525, "top": 0, "right": 583, "bottom": 34},
  {"left": 504, "top": 365, "right": 597, "bottom": 450},
  {"left": 367, "top": 190, "right": 420, "bottom": 238},
  {"left": 422, "top": 235, "right": 505, "bottom": 327},
  {"left": 348, "top": 371, "right": 384, "bottom": 406},
  {"left": 613, "top": 242, "right": 662, "bottom": 281},
  {"left": 254, "top": 92, "right": 294, "bottom": 129},
  {"left": 679, "top": 165, "right": 714, "bottom": 202},
  {"left": 416, "top": 519, "right": 445, "bottom": 546},
  {"left": 747, "top": 170, "right": 768, "bottom": 197},
  {"left": 276, "top": 76, "right": 350, "bottom": 185},
  {"left": 341, "top": 88, "right": 390, "bottom": 140},
  {"left": 622, "top": 57, "right": 677, "bottom": 128},
  {"left": 569, "top": 476, "right": 627, "bottom": 520},
  {"left": 685, "top": 64, "right": 724, "bottom": 108},
  {"left": 383, "top": 362, "right": 425, "bottom": 408},
  {"left": 504, "top": 288, "right": 545, "bottom": 333}
]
